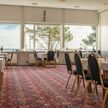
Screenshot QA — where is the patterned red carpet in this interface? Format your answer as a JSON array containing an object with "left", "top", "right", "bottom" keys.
[{"left": 0, "top": 66, "right": 102, "bottom": 108}]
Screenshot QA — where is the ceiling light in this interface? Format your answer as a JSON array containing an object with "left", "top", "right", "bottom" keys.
[
  {"left": 74, "top": 5, "right": 80, "bottom": 8},
  {"left": 103, "top": 3, "right": 108, "bottom": 5},
  {"left": 32, "top": 3, "right": 38, "bottom": 5},
  {"left": 59, "top": 0, "right": 66, "bottom": 2}
]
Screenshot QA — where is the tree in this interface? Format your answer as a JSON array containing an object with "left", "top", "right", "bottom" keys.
[
  {"left": 82, "top": 27, "right": 96, "bottom": 49},
  {"left": 25, "top": 25, "right": 73, "bottom": 50},
  {"left": 64, "top": 26, "right": 73, "bottom": 42}
]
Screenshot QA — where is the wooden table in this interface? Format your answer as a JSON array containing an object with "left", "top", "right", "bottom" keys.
[
  {"left": 0, "top": 57, "right": 5, "bottom": 91},
  {"left": 101, "top": 62, "right": 108, "bottom": 78},
  {"left": 81, "top": 58, "right": 105, "bottom": 70}
]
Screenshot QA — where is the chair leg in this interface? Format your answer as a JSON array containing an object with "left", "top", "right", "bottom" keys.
[
  {"left": 74, "top": 77, "right": 82, "bottom": 95},
  {"left": 93, "top": 82, "right": 98, "bottom": 95},
  {"left": 65, "top": 74, "right": 71, "bottom": 88},
  {"left": 101, "top": 90, "right": 108, "bottom": 108},
  {"left": 83, "top": 79, "right": 85, "bottom": 88},
  {"left": 55, "top": 60, "right": 56, "bottom": 67},
  {"left": 71, "top": 76, "right": 77, "bottom": 92},
  {"left": 83, "top": 80, "right": 92, "bottom": 101},
  {"left": 95, "top": 85, "right": 98, "bottom": 95}
]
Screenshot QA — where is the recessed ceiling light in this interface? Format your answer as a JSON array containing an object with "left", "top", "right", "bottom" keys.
[
  {"left": 59, "top": 0, "right": 66, "bottom": 2},
  {"left": 32, "top": 2, "right": 38, "bottom": 5},
  {"left": 103, "top": 3, "right": 108, "bottom": 5},
  {"left": 74, "top": 5, "right": 80, "bottom": 8}
]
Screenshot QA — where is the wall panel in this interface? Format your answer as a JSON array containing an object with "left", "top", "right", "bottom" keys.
[
  {"left": 64, "top": 9, "right": 98, "bottom": 25},
  {"left": 0, "top": 6, "right": 21, "bottom": 22},
  {"left": 0, "top": 5, "right": 98, "bottom": 25},
  {"left": 100, "top": 11, "right": 108, "bottom": 56}
]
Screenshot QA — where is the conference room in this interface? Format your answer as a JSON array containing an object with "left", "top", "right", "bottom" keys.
[{"left": 0, "top": 0, "right": 108, "bottom": 108}]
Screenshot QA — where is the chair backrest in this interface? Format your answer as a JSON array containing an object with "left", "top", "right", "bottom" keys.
[
  {"left": 56, "top": 50, "right": 59, "bottom": 58},
  {"left": 10, "top": 52, "right": 13, "bottom": 60},
  {"left": 8, "top": 52, "right": 13, "bottom": 61},
  {"left": 79, "top": 50, "right": 83, "bottom": 58},
  {"left": 97, "top": 50, "right": 102, "bottom": 57},
  {"left": 74, "top": 52, "right": 84, "bottom": 76},
  {"left": 47, "top": 50, "right": 55, "bottom": 61},
  {"left": 33, "top": 51, "right": 38, "bottom": 59},
  {"left": 88, "top": 54, "right": 101, "bottom": 83},
  {"left": 64, "top": 52, "right": 72, "bottom": 74}
]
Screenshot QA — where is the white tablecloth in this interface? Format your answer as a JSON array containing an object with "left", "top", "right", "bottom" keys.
[
  {"left": 0, "top": 58, "right": 5, "bottom": 72},
  {"left": 37, "top": 53, "right": 47, "bottom": 60},
  {"left": 101, "top": 62, "right": 108, "bottom": 71},
  {"left": 0, "top": 53, "right": 8, "bottom": 58},
  {"left": 81, "top": 58, "right": 105, "bottom": 70}
]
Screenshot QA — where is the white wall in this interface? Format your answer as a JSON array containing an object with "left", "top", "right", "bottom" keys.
[
  {"left": 0, "top": 5, "right": 22, "bottom": 22},
  {"left": 0, "top": 5, "right": 99, "bottom": 50},
  {"left": 99, "top": 10, "right": 108, "bottom": 56},
  {"left": 64, "top": 9, "right": 98, "bottom": 25},
  {"left": 0, "top": 5, "right": 98, "bottom": 25}
]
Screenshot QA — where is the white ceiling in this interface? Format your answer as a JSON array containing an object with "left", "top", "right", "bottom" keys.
[{"left": 0, "top": 0, "right": 108, "bottom": 11}]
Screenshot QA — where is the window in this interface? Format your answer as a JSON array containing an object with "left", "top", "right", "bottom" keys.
[
  {"left": 24, "top": 24, "right": 34, "bottom": 50},
  {"left": 0, "top": 24, "right": 20, "bottom": 50},
  {"left": 24, "top": 24, "right": 60, "bottom": 51},
  {"left": 64, "top": 25, "right": 96, "bottom": 50}
]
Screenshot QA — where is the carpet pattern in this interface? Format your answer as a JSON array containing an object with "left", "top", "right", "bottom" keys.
[{"left": 0, "top": 66, "right": 102, "bottom": 108}]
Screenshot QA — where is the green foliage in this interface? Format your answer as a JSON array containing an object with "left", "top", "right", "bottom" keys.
[
  {"left": 35, "top": 25, "right": 60, "bottom": 41},
  {"left": 25, "top": 25, "right": 73, "bottom": 50},
  {"left": 64, "top": 26, "right": 73, "bottom": 42},
  {"left": 82, "top": 27, "right": 96, "bottom": 47}
]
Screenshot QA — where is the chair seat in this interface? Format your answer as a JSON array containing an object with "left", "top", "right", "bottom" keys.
[
  {"left": 7, "top": 58, "right": 11, "bottom": 61},
  {"left": 37, "top": 58, "right": 43, "bottom": 60},
  {"left": 44, "top": 58, "right": 47, "bottom": 60},
  {"left": 103, "top": 79, "right": 108, "bottom": 87},
  {"left": 73, "top": 71, "right": 77, "bottom": 75},
  {"left": 85, "top": 74, "right": 91, "bottom": 80}
]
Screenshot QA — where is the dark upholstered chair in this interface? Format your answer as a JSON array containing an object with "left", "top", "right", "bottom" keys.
[
  {"left": 65, "top": 52, "right": 76, "bottom": 88},
  {"left": 88, "top": 54, "right": 108, "bottom": 108},
  {"left": 46, "top": 50, "right": 56, "bottom": 67},
  {"left": 79, "top": 50, "right": 83, "bottom": 58},
  {"left": 33, "top": 51, "right": 45, "bottom": 66},
  {"left": 72, "top": 52, "right": 91, "bottom": 94},
  {"left": 55, "top": 50, "right": 59, "bottom": 58},
  {"left": 55, "top": 50, "right": 59, "bottom": 64},
  {"left": 97, "top": 50, "right": 102, "bottom": 58}
]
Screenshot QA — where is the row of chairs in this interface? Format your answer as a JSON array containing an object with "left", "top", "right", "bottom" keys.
[
  {"left": 4, "top": 50, "right": 58, "bottom": 68},
  {"left": 65, "top": 52, "right": 108, "bottom": 108},
  {"left": 33, "top": 50, "right": 58, "bottom": 67}
]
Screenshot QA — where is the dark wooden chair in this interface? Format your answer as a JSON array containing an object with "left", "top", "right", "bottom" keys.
[
  {"left": 33, "top": 51, "right": 45, "bottom": 66},
  {"left": 46, "top": 50, "right": 56, "bottom": 67},
  {"left": 55, "top": 50, "right": 59, "bottom": 64},
  {"left": 88, "top": 54, "right": 108, "bottom": 108},
  {"left": 79, "top": 50, "right": 83, "bottom": 58},
  {"left": 65, "top": 52, "right": 75, "bottom": 88},
  {"left": 72, "top": 52, "right": 91, "bottom": 94},
  {"left": 5, "top": 52, "right": 13, "bottom": 68}
]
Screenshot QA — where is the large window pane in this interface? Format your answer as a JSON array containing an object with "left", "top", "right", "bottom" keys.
[
  {"left": 24, "top": 24, "right": 34, "bottom": 50},
  {"left": 0, "top": 24, "right": 20, "bottom": 50},
  {"left": 24, "top": 24, "right": 60, "bottom": 51},
  {"left": 35, "top": 25, "right": 60, "bottom": 51},
  {"left": 64, "top": 25, "right": 96, "bottom": 50}
]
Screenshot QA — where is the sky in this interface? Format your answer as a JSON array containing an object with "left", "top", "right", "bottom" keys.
[
  {"left": 65, "top": 25, "right": 93, "bottom": 50},
  {"left": 0, "top": 24, "right": 94, "bottom": 50},
  {"left": 0, "top": 24, "right": 20, "bottom": 49}
]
